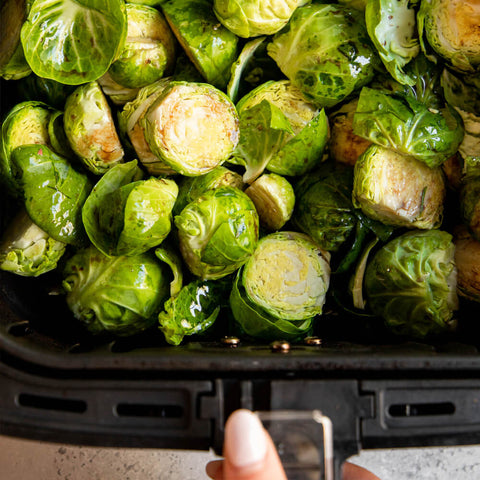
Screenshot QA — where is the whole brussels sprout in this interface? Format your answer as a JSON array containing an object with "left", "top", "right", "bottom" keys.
[
  {"left": 230, "top": 231, "right": 331, "bottom": 341},
  {"left": 64, "top": 82, "right": 125, "bottom": 175},
  {"left": 0, "top": 208, "right": 66, "bottom": 277},
  {"left": 233, "top": 80, "right": 329, "bottom": 182},
  {"left": 162, "top": 0, "right": 239, "bottom": 90},
  {"left": 353, "top": 145, "right": 446, "bottom": 230},
  {"left": 0, "top": 101, "right": 56, "bottom": 195},
  {"left": 267, "top": 4, "right": 378, "bottom": 108},
  {"left": 20, "top": 0, "right": 128, "bottom": 85},
  {"left": 213, "top": 0, "right": 303, "bottom": 38},
  {"left": 83, "top": 161, "right": 178, "bottom": 257},
  {"left": 175, "top": 186, "right": 259, "bottom": 279},
  {"left": 108, "top": 4, "right": 176, "bottom": 89},
  {"left": 62, "top": 246, "right": 171, "bottom": 336},
  {"left": 174, "top": 166, "right": 244, "bottom": 215},
  {"left": 293, "top": 163, "right": 358, "bottom": 252},
  {"left": 142, "top": 81, "right": 240, "bottom": 176},
  {"left": 418, "top": 0, "right": 480, "bottom": 74},
  {"left": 364, "top": 229, "right": 458, "bottom": 338},
  {"left": 11, "top": 144, "right": 93, "bottom": 246}
]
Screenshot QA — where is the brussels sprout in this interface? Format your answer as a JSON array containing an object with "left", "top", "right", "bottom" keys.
[
  {"left": 162, "top": 0, "right": 238, "bottom": 90},
  {"left": 460, "top": 175, "right": 480, "bottom": 242},
  {"left": 233, "top": 80, "right": 329, "bottom": 182},
  {"left": 98, "top": 72, "right": 141, "bottom": 106},
  {"left": 230, "top": 231, "right": 330, "bottom": 341},
  {"left": 245, "top": 173, "right": 295, "bottom": 231},
  {"left": 14, "top": 75, "right": 76, "bottom": 109},
  {"left": 328, "top": 99, "right": 371, "bottom": 166},
  {"left": 353, "top": 145, "right": 446, "bottom": 230},
  {"left": 267, "top": 4, "right": 378, "bottom": 108},
  {"left": 365, "top": 0, "right": 419, "bottom": 86},
  {"left": 11, "top": 144, "right": 93, "bottom": 246},
  {"left": 174, "top": 166, "right": 244, "bottom": 215},
  {"left": 118, "top": 78, "right": 176, "bottom": 176},
  {"left": 62, "top": 246, "right": 171, "bottom": 336},
  {"left": 0, "top": 0, "right": 31, "bottom": 80},
  {"left": 293, "top": 163, "right": 358, "bottom": 252},
  {"left": 0, "top": 101, "right": 55, "bottom": 195},
  {"left": 158, "top": 278, "right": 228, "bottom": 345},
  {"left": 227, "top": 36, "right": 283, "bottom": 104},
  {"left": 453, "top": 225, "right": 480, "bottom": 302},
  {"left": 64, "top": 82, "right": 125, "bottom": 175},
  {"left": 418, "top": 0, "right": 480, "bottom": 73},
  {"left": 353, "top": 87, "right": 465, "bottom": 168},
  {"left": 108, "top": 4, "right": 176, "bottom": 89},
  {"left": 364, "top": 229, "right": 458, "bottom": 338},
  {"left": 175, "top": 186, "right": 259, "bottom": 279},
  {"left": 83, "top": 161, "right": 178, "bottom": 257},
  {"left": 0, "top": 208, "right": 66, "bottom": 277},
  {"left": 213, "top": 0, "right": 302, "bottom": 38},
  {"left": 20, "top": 0, "right": 128, "bottom": 85},
  {"left": 142, "top": 81, "right": 240, "bottom": 176}
]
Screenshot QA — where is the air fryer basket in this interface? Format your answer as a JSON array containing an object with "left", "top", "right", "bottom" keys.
[{"left": 1, "top": 267, "right": 480, "bottom": 479}]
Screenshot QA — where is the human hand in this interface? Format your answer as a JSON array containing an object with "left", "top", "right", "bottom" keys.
[{"left": 206, "top": 409, "right": 380, "bottom": 480}]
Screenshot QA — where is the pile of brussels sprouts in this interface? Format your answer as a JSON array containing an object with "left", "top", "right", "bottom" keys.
[{"left": 0, "top": 0, "right": 479, "bottom": 346}]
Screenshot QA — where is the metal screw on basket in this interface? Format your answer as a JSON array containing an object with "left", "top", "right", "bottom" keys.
[
  {"left": 220, "top": 336, "right": 241, "bottom": 347},
  {"left": 304, "top": 336, "right": 322, "bottom": 346},
  {"left": 270, "top": 340, "right": 291, "bottom": 353}
]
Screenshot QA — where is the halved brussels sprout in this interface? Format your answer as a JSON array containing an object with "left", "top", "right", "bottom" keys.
[
  {"left": 213, "top": 0, "right": 302, "bottom": 38},
  {"left": 83, "top": 161, "right": 178, "bottom": 257},
  {"left": 365, "top": 0, "right": 419, "bottom": 86},
  {"left": 175, "top": 186, "right": 259, "bottom": 279},
  {"left": 20, "top": 0, "right": 128, "bottom": 85},
  {"left": 229, "top": 231, "right": 330, "bottom": 341},
  {"left": 142, "top": 81, "right": 240, "bottom": 176},
  {"left": 245, "top": 173, "right": 295, "bottom": 231},
  {"left": 328, "top": 99, "right": 371, "bottom": 166},
  {"left": 158, "top": 278, "right": 228, "bottom": 345},
  {"left": 453, "top": 224, "right": 480, "bottom": 302},
  {"left": 174, "top": 166, "right": 244, "bottom": 215},
  {"left": 62, "top": 245, "right": 171, "bottom": 336},
  {"left": 233, "top": 80, "right": 329, "bottom": 182},
  {"left": 118, "top": 78, "right": 175, "bottom": 176},
  {"left": 418, "top": 0, "right": 480, "bottom": 73},
  {"left": 162, "top": 0, "right": 238, "bottom": 89},
  {"left": 0, "top": 208, "right": 66, "bottom": 277},
  {"left": 365, "top": 229, "right": 458, "bottom": 338},
  {"left": 11, "top": 144, "right": 93, "bottom": 246},
  {"left": 108, "top": 4, "right": 176, "bottom": 89},
  {"left": 293, "top": 163, "right": 358, "bottom": 252},
  {"left": 0, "top": 101, "right": 55, "bottom": 195},
  {"left": 0, "top": 0, "right": 31, "bottom": 80},
  {"left": 353, "top": 87, "right": 465, "bottom": 168},
  {"left": 64, "top": 82, "right": 124, "bottom": 175},
  {"left": 353, "top": 145, "right": 446, "bottom": 229},
  {"left": 267, "top": 4, "right": 378, "bottom": 108}
]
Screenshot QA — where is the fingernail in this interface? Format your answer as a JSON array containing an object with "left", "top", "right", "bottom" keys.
[{"left": 225, "top": 409, "right": 268, "bottom": 469}]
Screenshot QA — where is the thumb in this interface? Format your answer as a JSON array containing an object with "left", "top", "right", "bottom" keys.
[{"left": 222, "top": 409, "right": 287, "bottom": 480}]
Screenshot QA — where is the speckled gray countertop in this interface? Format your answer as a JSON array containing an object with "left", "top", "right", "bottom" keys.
[{"left": 0, "top": 434, "right": 479, "bottom": 480}]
